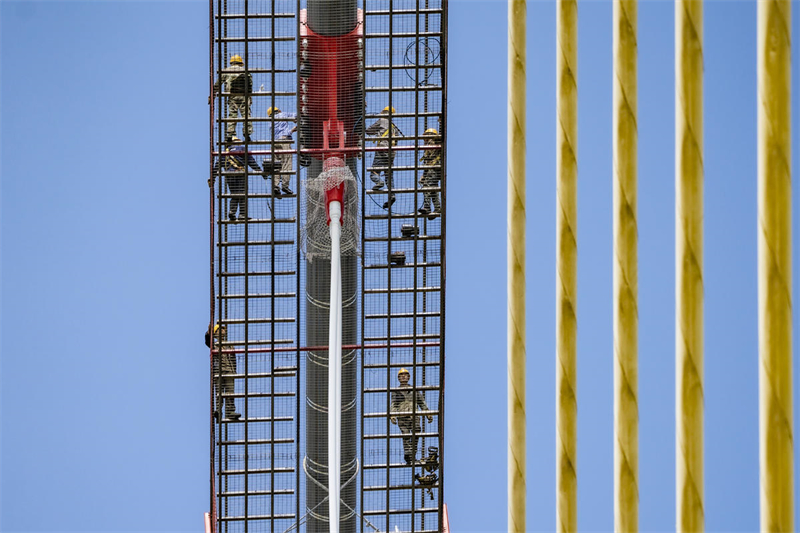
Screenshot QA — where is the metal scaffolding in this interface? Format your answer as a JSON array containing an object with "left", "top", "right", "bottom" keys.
[
  {"left": 359, "top": 1, "right": 446, "bottom": 530},
  {"left": 209, "top": 0, "right": 446, "bottom": 530}
]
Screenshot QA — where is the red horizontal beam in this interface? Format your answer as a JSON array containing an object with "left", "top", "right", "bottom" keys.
[
  {"left": 213, "top": 341, "right": 441, "bottom": 355},
  {"left": 211, "top": 144, "right": 440, "bottom": 157}
]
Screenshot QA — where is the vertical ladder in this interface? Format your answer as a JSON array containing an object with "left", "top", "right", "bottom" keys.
[
  {"left": 211, "top": 0, "right": 302, "bottom": 530},
  {"left": 359, "top": 0, "right": 447, "bottom": 530}
]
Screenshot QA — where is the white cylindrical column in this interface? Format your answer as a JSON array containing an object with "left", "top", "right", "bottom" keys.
[{"left": 327, "top": 200, "right": 342, "bottom": 533}]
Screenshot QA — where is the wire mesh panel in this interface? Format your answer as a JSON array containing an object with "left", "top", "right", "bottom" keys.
[
  {"left": 359, "top": 0, "right": 446, "bottom": 531},
  {"left": 211, "top": 0, "right": 301, "bottom": 531}
]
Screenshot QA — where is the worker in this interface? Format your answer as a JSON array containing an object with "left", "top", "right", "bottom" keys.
[
  {"left": 264, "top": 107, "right": 297, "bottom": 197},
  {"left": 213, "top": 54, "right": 254, "bottom": 142},
  {"left": 211, "top": 136, "right": 262, "bottom": 221},
  {"left": 365, "top": 106, "right": 403, "bottom": 209},
  {"left": 417, "top": 127, "right": 441, "bottom": 219},
  {"left": 390, "top": 368, "right": 433, "bottom": 465},
  {"left": 205, "top": 323, "right": 240, "bottom": 421}
]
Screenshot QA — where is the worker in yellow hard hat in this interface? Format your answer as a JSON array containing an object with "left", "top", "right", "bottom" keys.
[
  {"left": 212, "top": 54, "right": 254, "bottom": 142},
  {"left": 365, "top": 106, "right": 403, "bottom": 209},
  {"left": 205, "top": 322, "right": 240, "bottom": 421},
  {"left": 417, "top": 127, "right": 442, "bottom": 220},
  {"left": 390, "top": 367, "right": 433, "bottom": 465}
]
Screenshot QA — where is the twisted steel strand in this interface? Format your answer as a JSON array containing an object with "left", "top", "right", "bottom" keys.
[
  {"left": 508, "top": 0, "right": 527, "bottom": 531},
  {"left": 758, "top": 1, "right": 794, "bottom": 531},
  {"left": 613, "top": 1, "right": 639, "bottom": 531},
  {"left": 675, "top": 1, "right": 705, "bottom": 532},
  {"left": 556, "top": 0, "right": 578, "bottom": 530}
]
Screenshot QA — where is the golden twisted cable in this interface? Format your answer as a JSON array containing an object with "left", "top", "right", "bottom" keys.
[
  {"left": 556, "top": 0, "right": 577, "bottom": 530},
  {"left": 508, "top": 0, "right": 527, "bottom": 531},
  {"left": 675, "top": 1, "right": 704, "bottom": 532},
  {"left": 613, "top": 0, "right": 638, "bottom": 531},
  {"left": 758, "top": 1, "right": 793, "bottom": 531}
]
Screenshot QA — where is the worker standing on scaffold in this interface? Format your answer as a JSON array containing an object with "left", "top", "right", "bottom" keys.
[
  {"left": 211, "top": 136, "right": 262, "bottom": 221},
  {"left": 263, "top": 106, "right": 296, "bottom": 197},
  {"left": 366, "top": 106, "right": 402, "bottom": 209},
  {"left": 391, "top": 368, "right": 433, "bottom": 465},
  {"left": 417, "top": 127, "right": 441, "bottom": 220},
  {"left": 213, "top": 54, "right": 254, "bottom": 143},
  {"left": 205, "top": 323, "right": 240, "bottom": 421}
]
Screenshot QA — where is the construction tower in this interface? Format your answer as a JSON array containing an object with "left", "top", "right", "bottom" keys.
[{"left": 207, "top": 0, "right": 447, "bottom": 530}]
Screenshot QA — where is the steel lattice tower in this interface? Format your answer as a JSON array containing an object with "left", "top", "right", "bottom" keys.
[{"left": 207, "top": 0, "right": 447, "bottom": 530}]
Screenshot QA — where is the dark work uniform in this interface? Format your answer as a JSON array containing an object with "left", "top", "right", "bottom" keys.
[
  {"left": 391, "top": 384, "right": 430, "bottom": 464},
  {"left": 213, "top": 145, "right": 262, "bottom": 220},
  {"left": 213, "top": 64, "right": 254, "bottom": 139},
  {"left": 366, "top": 117, "right": 402, "bottom": 190},
  {"left": 419, "top": 138, "right": 442, "bottom": 212},
  {"left": 206, "top": 330, "right": 238, "bottom": 419}
]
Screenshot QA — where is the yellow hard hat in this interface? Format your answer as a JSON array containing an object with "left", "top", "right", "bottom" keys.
[
  {"left": 230, "top": 54, "right": 243, "bottom": 65},
  {"left": 267, "top": 107, "right": 281, "bottom": 117},
  {"left": 424, "top": 128, "right": 438, "bottom": 136},
  {"left": 382, "top": 106, "right": 396, "bottom": 114},
  {"left": 398, "top": 367, "right": 410, "bottom": 377},
  {"left": 213, "top": 323, "right": 226, "bottom": 334}
]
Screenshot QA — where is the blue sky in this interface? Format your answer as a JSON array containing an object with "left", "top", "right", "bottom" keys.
[{"left": 1, "top": 0, "right": 799, "bottom": 532}]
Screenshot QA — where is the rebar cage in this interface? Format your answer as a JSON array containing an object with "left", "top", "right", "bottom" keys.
[{"left": 209, "top": 0, "right": 446, "bottom": 530}]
